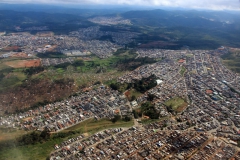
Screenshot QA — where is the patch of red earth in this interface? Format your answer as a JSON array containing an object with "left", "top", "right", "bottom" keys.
[
  {"left": 206, "top": 90, "right": 213, "bottom": 94},
  {"left": 11, "top": 52, "right": 28, "bottom": 58},
  {"left": 125, "top": 91, "right": 131, "bottom": 100},
  {"left": 178, "top": 59, "right": 185, "bottom": 63},
  {"left": 176, "top": 102, "right": 188, "bottom": 113},
  {"left": 6, "top": 59, "right": 41, "bottom": 68},
  {"left": 24, "top": 59, "right": 41, "bottom": 67},
  {"left": 3, "top": 46, "right": 20, "bottom": 51}
]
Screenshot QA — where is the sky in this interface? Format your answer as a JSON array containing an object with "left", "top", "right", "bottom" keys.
[{"left": 1, "top": 0, "right": 240, "bottom": 10}]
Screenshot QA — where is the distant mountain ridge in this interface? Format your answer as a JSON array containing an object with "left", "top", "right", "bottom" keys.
[
  {"left": 121, "top": 9, "right": 240, "bottom": 28},
  {"left": 0, "top": 3, "right": 130, "bottom": 17}
]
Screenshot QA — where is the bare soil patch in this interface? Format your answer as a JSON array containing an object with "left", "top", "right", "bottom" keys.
[
  {"left": 11, "top": 52, "right": 28, "bottom": 58},
  {"left": 3, "top": 46, "right": 20, "bottom": 51},
  {"left": 5, "top": 59, "right": 41, "bottom": 68}
]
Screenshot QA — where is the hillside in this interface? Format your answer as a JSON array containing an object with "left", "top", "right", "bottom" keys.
[{"left": 122, "top": 9, "right": 240, "bottom": 28}]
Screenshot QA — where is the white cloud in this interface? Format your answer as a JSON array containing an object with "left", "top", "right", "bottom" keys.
[{"left": 1, "top": 0, "right": 240, "bottom": 10}]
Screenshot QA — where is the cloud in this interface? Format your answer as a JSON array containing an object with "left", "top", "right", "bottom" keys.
[{"left": 1, "top": 0, "right": 240, "bottom": 10}]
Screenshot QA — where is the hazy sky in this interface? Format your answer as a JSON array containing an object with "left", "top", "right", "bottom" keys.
[{"left": 1, "top": 0, "right": 240, "bottom": 10}]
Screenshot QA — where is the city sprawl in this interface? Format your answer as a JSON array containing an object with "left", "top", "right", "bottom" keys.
[
  {"left": 1, "top": 32, "right": 240, "bottom": 160},
  {"left": 0, "top": 26, "right": 139, "bottom": 59}
]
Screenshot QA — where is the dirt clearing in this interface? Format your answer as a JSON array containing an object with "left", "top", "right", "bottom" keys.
[{"left": 5, "top": 59, "right": 41, "bottom": 68}]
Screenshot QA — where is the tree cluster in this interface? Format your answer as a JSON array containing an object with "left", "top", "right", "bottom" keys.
[
  {"left": 109, "top": 83, "right": 121, "bottom": 91},
  {"left": 0, "top": 73, "right": 5, "bottom": 81},
  {"left": 23, "top": 66, "right": 44, "bottom": 75},
  {"left": 111, "top": 115, "right": 132, "bottom": 123},
  {"left": 116, "top": 57, "right": 157, "bottom": 71},
  {"left": 17, "top": 129, "right": 50, "bottom": 146},
  {"left": 141, "top": 102, "right": 159, "bottom": 119},
  {"left": 111, "top": 115, "right": 121, "bottom": 123},
  {"left": 133, "top": 74, "right": 157, "bottom": 93},
  {"left": 72, "top": 60, "right": 84, "bottom": 67},
  {"left": 110, "top": 75, "right": 157, "bottom": 94},
  {"left": 54, "top": 62, "right": 71, "bottom": 69},
  {"left": 133, "top": 102, "right": 159, "bottom": 119}
]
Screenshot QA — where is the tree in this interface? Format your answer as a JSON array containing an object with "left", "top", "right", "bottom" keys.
[
  {"left": 166, "top": 105, "right": 174, "bottom": 113},
  {"left": 147, "top": 94, "right": 155, "bottom": 101},
  {"left": 124, "top": 116, "right": 131, "bottom": 122},
  {"left": 126, "top": 83, "right": 132, "bottom": 89},
  {"left": 72, "top": 60, "right": 84, "bottom": 67},
  {"left": 0, "top": 73, "right": 5, "bottom": 81},
  {"left": 111, "top": 115, "right": 121, "bottom": 123},
  {"left": 94, "top": 81, "right": 101, "bottom": 85},
  {"left": 141, "top": 102, "right": 159, "bottom": 119},
  {"left": 40, "top": 128, "right": 50, "bottom": 140},
  {"left": 133, "top": 110, "right": 139, "bottom": 119},
  {"left": 110, "top": 83, "right": 119, "bottom": 90},
  {"left": 176, "top": 118, "right": 182, "bottom": 122},
  {"left": 131, "top": 95, "right": 136, "bottom": 101}
]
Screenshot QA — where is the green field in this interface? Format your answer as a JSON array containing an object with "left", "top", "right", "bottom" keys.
[
  {"left": 63, "top": 118, "right": 134, "bottom": 134},
  {"left": 0, "top": 118, "right": 134, "bottom": 160},
  {"left": 221, "top": 50, "right": 240, "bottom": 73},
  {"left": 140, "top": 116, "right": 169, "bottom": 125},
  {"left": 180, "top": 66, "right": 186, "bottom": 76},
  {"left": 0, "top": 137, "right": 63, "bottom": 160},
  {"left": 0, "top": 68, "right": 27, "bottom": 91},
  {"left": 0, "top": 128, "right": 28, "bottom": 142},
  {"left": 140, "top": 119, "right": 162, "bottom": 125},
  {"left": 34, "top": 52, "right": 135, "bottom": 86},
  {"left": 164, "top": 97, "right": 188, "bottom": 113},
  {"left": 129, "top": 89, "right": 142, "bottom": 98},
  {"left": 0, "top": 58, "right": 29, "bottom": 91}
]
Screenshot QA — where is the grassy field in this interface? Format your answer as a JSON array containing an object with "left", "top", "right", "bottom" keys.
[
  {"left": 0, "top": 128, "right": 28, "bottom": 142},
  {"left": 0, "top": 61, "right": 11, "bottom": 70},
  {"left": 0, "top": 136, "right": 64, "bottom": 160},
  {"left": 0, "top": 72, "right": 27, "bottom": 91},
  {"left": 140, "top": 119, "right": 162, "bottom": 125},
  {"left": 63, "top": 118, "right": 134, "bottom": 134},
  {"left": 0, "top": 118, "right": 134, "bottom": 160},
  {"left": 221, "top": 49, "right": 240, "bottom": 73},
  {"left": 164, "top": 97, "right": 188, "bottom": 113},
  {"left": 129, "top": 89, "right": 142, "bottom": 98},
  {"left": 35, "top": 53, "right": 131, "bottom": 87},
  {"left": 0, "top": 58, "right": 30, "bottom": 91},
  {"left": 180, "top": 66, "right": 186, "bottom": 76},
  {"left": 140, "top": 116, "right": 169, "bottom": 125}
]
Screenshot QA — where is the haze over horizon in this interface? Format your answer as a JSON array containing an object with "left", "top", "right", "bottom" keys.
[{"left": 1, "top": 0, "right": 240, "bottom": 11}]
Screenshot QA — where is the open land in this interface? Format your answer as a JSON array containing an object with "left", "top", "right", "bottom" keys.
[
  {"left": 222, "top": 48, "right": 240, "bottom": 73},
  {"left": 164, "top": 97, "right": 188, "bottom": 113},
  {"left": 5, "top": 59, "right": 41, "bottom": 68}
]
